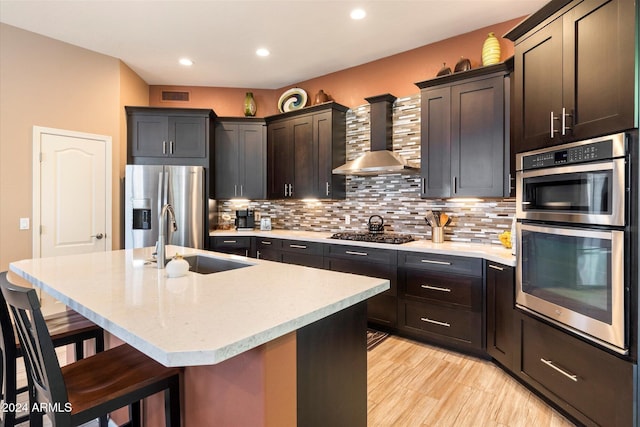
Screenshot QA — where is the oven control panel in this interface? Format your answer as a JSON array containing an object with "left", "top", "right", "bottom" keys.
[{"left": 521, "top": 140, "right": 614, "bottom": 170}]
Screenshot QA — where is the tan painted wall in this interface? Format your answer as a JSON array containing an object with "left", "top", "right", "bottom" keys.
[
  {"left": 0, "top": 23, "right": 148, "bottom": 270},
  {"left": 149, "top": 18, "right": 523, "bottom": 113}
]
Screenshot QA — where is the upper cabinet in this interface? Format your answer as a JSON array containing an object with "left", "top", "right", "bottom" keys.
[
  {"left": 416, "top": 62, "right": 512, "bottom": 198},
  {"left": 214, "top": 118, "right": 266, "bottom": 200},
  {"left": 265, "top": 102, "right": 347, "bottom": 200},
  {"left": 506, "top": 0, "right": 637, "bottom": 153},
  {"left": 126, "top": 106, "right": 216, "bottom": 164}
]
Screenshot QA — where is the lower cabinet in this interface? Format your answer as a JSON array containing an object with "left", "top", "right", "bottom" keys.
[
  {"left": 398, "top": 252, "right": 484, "bottom": 355},
  {"left": 280, "top": 239, "right": 325, "bottom": 268},
  {"left": 209, "top": 236, "right": 253, "bottom": 257},
  {"left": 516, "top": 313, "right": 634, "bottom": 427},
  {"left": 255, "top": 237, "right": 282, "bottom": 262},
  {"left": 485, "top": 261, "right": 516, "bottom": 370},
  {"left": 324, "top": 244, "right": 398, "bottom": 330}
]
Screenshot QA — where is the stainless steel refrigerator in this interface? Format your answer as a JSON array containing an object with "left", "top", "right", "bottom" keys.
[{"left": 124, "top": 165, "right": 204, "bottom": 249}]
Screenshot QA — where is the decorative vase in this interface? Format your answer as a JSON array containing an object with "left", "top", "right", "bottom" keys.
[
  {"left": 436, "top": 63, "right": 452, "bottom": 76},
  {"left": 166, "top": 254, "right": 189, "bottom": 278},
  {"left": 454, "top": 56, "right": 472, "bottom": 72},
  {"left": 482, "top": 32, "right": 501, "bottom": 66},
  {"left": 244, "top": 92, "right": 257, "bottom": 117},
  {"left": 314, "top": 89, "right": 329, "bottom": 105}
]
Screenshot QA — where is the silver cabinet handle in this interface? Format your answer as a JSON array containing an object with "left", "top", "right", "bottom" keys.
[
  {"left": 223, "top": 240, "right": 237, "bottom": 243},
  {"left": 550, "top": 111, "right": 560, "bottom": 138},
  {"left": 284, "top": 183, "right": 288, "bottom": 197},
  {"left": 290, "top": 244, "right": 307, "bottom": 249},
  {"left": 421, "top": 259, "right": 451, "bottom": 265},
  {"left": 325, "top": 182, "right": 330, "bottom": 196},
  {"left": 256, "top": 250, "right": 261, "bottom": 259},
  {"left": 260, "top": 241, "right": 272, "bottom": 245},
  {"left": 452, "top": 176, "right": 457, "bottom": 194},
  {"left": 488, "top": 264, "right": 504, "bottom": 271},
  {"left": 245, "top": 249, "right": 249, "bottom": 257},
  {"left": 345, "top": 250, "right": 368, "bottom": 256},
  {"left": 240, "top": 185, "right": 244, "bottom": 197},
  {"left": 562, "top": 107, "right": 572, "bottom": 136},
  {"left": 90, "top": 233, "right": 104, "bottom": 240},
  {"left": 421, "top": 284, "right": 451, "bottom": 292},
  {"left": 289, "top": 184, "right": 293, "bottom": 197},
  {"left": 162, "top": 140, "right": 167, "bottom": 154},
  {"left": 170, "top": 140, "right": 175, "bottom": 154},
  {"left": 234, "top": 185, "right": 237, "bottom": 197},
  {"left": 420, "top": 317, "right": 451, "bottom": 327},
  {"left": 421, "top": 177, "right": 426, "bottom": 194},
  {"left": 540, "top": 358, "right": 578, "bottom": 382}
]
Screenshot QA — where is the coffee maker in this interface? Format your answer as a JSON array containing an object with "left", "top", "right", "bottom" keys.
[{"left": 234, "top": 209, "right": 255, "bottom": 230}]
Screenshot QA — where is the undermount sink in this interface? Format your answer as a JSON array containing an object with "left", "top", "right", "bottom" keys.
[{"left": 181, "top": 255, "right": 252, "bottom": 274}]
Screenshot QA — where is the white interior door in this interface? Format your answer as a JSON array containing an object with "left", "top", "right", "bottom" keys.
[{"left": 33, "top": 126, "right": 112, "bottom": 313}]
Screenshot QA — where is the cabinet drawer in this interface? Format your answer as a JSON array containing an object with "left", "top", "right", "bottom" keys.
[
  {"left": 212, "top": 236, "right": 251, "bottom": 249},
  {"left": 324, "top": 244, "right": 396, "bottom": 265},
  {"left": 404, "top": 269, "right": 481, "bottom": 309},
  {"left": 400, "top": 301, "right": 475, "bottom": 344},
  {"left": 400, "top": 252, "right": 481, "bottom": 276},
  {"left": 280, "top": 239, "right": 324, "bottom": 255},
  {"left": 255, "top": 237, "right": 283, "bottom": 250},
  {"left": 520, "top": 315, "right": 633, "bottom": 427}
]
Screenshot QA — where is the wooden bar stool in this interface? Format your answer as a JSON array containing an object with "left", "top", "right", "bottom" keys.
[
  {"left": 1, "top": 274, "right": 105, "bottom": 425},
  {"left": 0, "top": 272, "right": 181, "bottom": 427}
]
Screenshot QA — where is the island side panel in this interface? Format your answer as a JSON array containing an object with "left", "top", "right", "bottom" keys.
[{"left": 296, "top": 301, "right": 368, "bottom": 427}]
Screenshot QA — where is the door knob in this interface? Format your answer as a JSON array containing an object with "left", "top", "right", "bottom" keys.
[{"left": 91, "top": 233, "right": 104, "bottom": 240}]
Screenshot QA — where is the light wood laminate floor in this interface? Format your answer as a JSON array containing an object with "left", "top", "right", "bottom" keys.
[{"left": 367, "top": 335, "right": 577, "bottom": 427}]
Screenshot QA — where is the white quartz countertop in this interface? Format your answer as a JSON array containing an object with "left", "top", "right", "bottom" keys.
[
  {"left": 9, "top": 246, "right": 389, "bottom": 367},
  {"left": 210, "top": 229, "right": 516, "bottom": 267}
]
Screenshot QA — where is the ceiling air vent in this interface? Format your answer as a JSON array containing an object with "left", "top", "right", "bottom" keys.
[{"left": 161, "top": 91, "right": 190, "bottom": 102}]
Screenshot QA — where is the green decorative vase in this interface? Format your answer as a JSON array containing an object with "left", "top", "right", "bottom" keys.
[
  {"left": 482, "top": 32, "right": 501, "bottom": 66},
  {"left": 244, "top": 92, "right": 257, "bottom": 117}
]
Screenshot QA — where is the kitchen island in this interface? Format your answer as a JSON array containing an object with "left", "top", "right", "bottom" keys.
[{"left": 9, "top": 245, "right": 389, "bottom": 427}]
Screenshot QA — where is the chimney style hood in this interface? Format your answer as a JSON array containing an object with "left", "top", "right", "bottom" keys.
[{"left": 333, "top": 94, "right": 419, "bottom": 176}]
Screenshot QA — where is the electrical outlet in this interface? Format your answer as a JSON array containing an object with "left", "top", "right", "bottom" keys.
[
  {"left": 344, "top": 214, "right": 351, "bottom": 225},
  {"left": 19, "top": 217, "right": 30, "bottom": 230},
  {"left": 255, "top": 211, "right": 261, "bottom": 221}
]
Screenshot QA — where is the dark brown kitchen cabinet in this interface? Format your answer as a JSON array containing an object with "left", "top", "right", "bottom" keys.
[
  {"left": 516, "top": 313, "right": 634, "bottom": 427},
  {"left": 265, "top": 102, "right": 347, "bottom": 199},
  {"left": 255, "top": 237, "right": 283, "bottom": 262},
  {"left": 416, "top": 62, "right": 512, "bottom": 198},
  {"left": 126, "top": 107, "right": 215, "bottom": 161},
  {"left": 506, "top": 0, "right": 637, "bottom": 152},
  {"left": 280, "top": 239, "right": 325, "bottom": 268},
  {"left": 324, "top": 244, "right": 398, "bottom": 330},
  {"left": 485, "top": 261, "right": 516, "bottom": 371},
  {"left": 398, "top": 252, "right": 484, "bottom": 355},
  {"left": 214, "top": 119, "right": 266, "bottom": 199},
  {"left": 209, "top": 236, "right": 253, "bottom": 257}
]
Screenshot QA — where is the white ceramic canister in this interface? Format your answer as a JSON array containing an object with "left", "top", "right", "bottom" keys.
[{"left": 166, "top": 254, "right": 190, "bottom": 278}]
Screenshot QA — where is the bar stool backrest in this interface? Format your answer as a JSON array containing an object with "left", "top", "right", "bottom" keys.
[
  {"left": 0, "top": 272, "right": 71, "bottom": 426},
  {"left": 0, "top": 272, "right": 18, "bottom": 426}
]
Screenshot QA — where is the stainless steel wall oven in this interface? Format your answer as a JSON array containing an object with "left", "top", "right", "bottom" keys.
[{"left": 516, "top": 133, "right": 630, "bottom": 355}]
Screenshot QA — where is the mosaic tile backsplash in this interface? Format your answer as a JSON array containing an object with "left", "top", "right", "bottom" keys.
[{"left": 216, "top": 94, "right": 516, "bottom": 245}]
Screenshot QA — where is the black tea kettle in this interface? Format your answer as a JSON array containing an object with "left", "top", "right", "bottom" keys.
[{"left": 368, "top": 215, "right": 385, "bottom": 234}]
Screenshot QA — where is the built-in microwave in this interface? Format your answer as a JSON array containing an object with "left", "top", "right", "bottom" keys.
[{"left": 516, "top": 132, "right": 626, "bottom": 226}]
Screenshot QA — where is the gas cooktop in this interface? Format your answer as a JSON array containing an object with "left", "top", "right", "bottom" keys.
[{"left": 329, "top": 232, "right": 414, "bottom": 245}]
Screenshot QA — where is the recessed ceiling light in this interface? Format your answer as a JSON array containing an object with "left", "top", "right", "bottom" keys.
[
  {"left": 350, "top": 8, "right": 366, "bottom": 20},
  {"left": 179, "top": 58, "right": 193, "bottom": 66},
  {"left": 256, "top": 48, "right": 270, "bottom": 57}
]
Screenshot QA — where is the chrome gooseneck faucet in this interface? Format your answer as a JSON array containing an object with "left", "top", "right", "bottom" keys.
[{"left": 157, "top": 203, "right": 177, "bottom": 269}]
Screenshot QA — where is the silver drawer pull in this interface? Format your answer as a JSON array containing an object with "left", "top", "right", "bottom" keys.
[
  {"left": 421, "top": 284, "right": 451, "bottom": 293},
  {"left": 420, "top": 317, "right": 451, "bottom": 328},
  {"left": 290, "top": 244, "right": 307, "bottom": 249},
  {"left": 345, "top": 250, "right": 368, "bottom": 256},
  {"left": 488, "top": 264, "right": 504, "bottom": 271},
  {"left": 260, "top": 241, "right": 272, "bottom": 245},
  {"left": 421, "top": 259, "right": 451, "bottom": 265},
  {"left": 540, "top": 358, "right": 578, "bottom": 382},
  {"left": 223, "top": 240, "right": 237, "bottom": 243}
]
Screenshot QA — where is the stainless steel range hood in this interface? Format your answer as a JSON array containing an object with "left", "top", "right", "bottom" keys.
[{"left": 333, "top": 94, "right": 419, "bottom": 176}]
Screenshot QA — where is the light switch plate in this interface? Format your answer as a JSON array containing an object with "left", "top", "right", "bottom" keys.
[{"left": 19, "top": 217, "right": 30, "bottom": 230}]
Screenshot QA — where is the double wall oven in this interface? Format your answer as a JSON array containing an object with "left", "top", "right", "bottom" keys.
[{"left": 515, "top": 132, "right": 631, "bottom": 355}]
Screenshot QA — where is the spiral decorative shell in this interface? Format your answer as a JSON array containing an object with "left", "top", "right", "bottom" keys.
[{"left": 278, "top": 88, "right": 308, "bottom": 113}]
